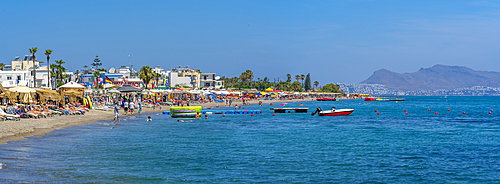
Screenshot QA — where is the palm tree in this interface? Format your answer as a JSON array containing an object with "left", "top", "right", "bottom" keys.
[
  {"left": 50, "top": 64, "right": 58, "bottom": 77},
  {"left": 154, "top": 72, "right": 161, "bottom": 88},
  {"left": 139, "top": 66, "right": 153, "bottom": 89},
  {"left": 286, "top": 74, "right": 291, "bottom": 83},
  {"left": 29, "top": 47, "right": 38, "bottom": 87},
  {"left": 295, "top": 75, "right": 300, "bottom": 82},
  {"left": 300, "top": 74, "right": 305, "bottom": 88},
  {"left": 83, "top": 65, "right": 88, "bottom": 74},
  {"left": 314, "top": 81, "right": 319, "bottom": 91},
  {"left": 0, "top": 63, "right": 4, "bottom": 70},
  {"left": 44, "top": 49, "right": 53, "bottom": 88},
  {"left": 55, "top": 59, "right": 66, "bottom": 85}
]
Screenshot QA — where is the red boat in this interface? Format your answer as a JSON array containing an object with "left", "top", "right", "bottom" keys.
[
  {"left": 318, "top": 109, "right": 354, "bottom": 116},
  {"left": 364, "top": 98, "right": 376, "bottom": 101},
  {"left": 316, "top": 98, "right": 336, "bottom": 101}
]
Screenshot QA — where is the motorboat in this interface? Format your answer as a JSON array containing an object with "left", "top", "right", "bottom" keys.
[
  {"left": 318, "top": 109, "right": 354, "bottom": 116},
  {"left": 316, "top": 98, "right": 338, "bottom": 101}
]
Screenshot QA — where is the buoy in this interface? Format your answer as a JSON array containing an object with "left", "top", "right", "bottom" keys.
[
  {"left": 208, "top": 107, "right": 211, "bottom": 109},
  {"left": 288, "top": 111, "right": 290, "bottom": 113},
  {"left": 273, "top": 113, "right": 275, "bottom": 116},
  {"left": 223, "top": 114, "right": 225, "bottom": 117},
  {"left": 404, "top": 109, "right": 406, "bottom": 112},
  {"left": 435, "top": 112, "right": 438, "bottom": 114},
  {"left": 251, "top": 114, "right": 254, "bottom": 116},
  {"left": 374, "top": 109, "right": 377, "bottom": 112},
  {"left": 406, "top": 112, "right": 408, "bottom": 115},
  {"left": 428, "top": 109, "right": 431, "bottom": 111},
  {"left": 491, "top": 109, "right": 493, "bottom": 112},
  {"left": 260, "top": 111, "right": 263, "bottom": 113},
  {"left": 463, "top": 111, "right": 465, "bottom": 114},
  {"left": 489, "top": 112, "right": 492, "bottom": 114},
  {"left": 377, "top": 112, "right": 379, "bottom": 115},
  {"left": 216, "top": 105, "right": 219, "bottom": 107},
  {"left": 448, "top": 109, "right": 450, "bottom": 111}
]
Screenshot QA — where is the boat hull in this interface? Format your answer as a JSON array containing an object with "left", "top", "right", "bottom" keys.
[
  {"left": 316, "top": 98, "right": 338, "bottom": 101},
  {"left": 318, "top": 109, "right": 354, "bottom": 116}
]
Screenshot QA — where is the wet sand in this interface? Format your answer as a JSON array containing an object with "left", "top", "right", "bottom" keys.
[{"left": 0, "top": 98, "right": 312, "bottom": 145}]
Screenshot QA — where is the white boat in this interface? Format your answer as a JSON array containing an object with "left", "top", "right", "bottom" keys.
[{"left": 318, "top": 109, "right": 354, "bottom": 116}]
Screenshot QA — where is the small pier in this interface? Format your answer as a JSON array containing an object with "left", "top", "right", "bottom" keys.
[{"left": 270, "top": 107, "right": 309, "bottom": 113}]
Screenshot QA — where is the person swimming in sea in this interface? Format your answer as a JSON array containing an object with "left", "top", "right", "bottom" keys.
[{"left": 146, "top": 116, "right": 152, "bottom": 121}]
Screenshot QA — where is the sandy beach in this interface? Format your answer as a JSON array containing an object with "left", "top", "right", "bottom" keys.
[{"left": 0, "top": 98, "right": 312, "bottom": 145}]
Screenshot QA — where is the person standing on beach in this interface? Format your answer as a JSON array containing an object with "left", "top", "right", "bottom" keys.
[
  {"left": 129, "top": 100, "right": 135, "bottom": 116},
  {"left": 113, "top": 103, "right": 120, "bottom": 122},
  {"left": 229, "top": 98, "right": 232, "bottom": 106},
  {"left": 123, "top": 100, "right": 129, "bottom": 115},
  {"left": 138, "top": 102, "right": 142, "bottom": 114}
]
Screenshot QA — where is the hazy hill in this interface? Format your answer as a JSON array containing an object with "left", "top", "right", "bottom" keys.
[{"left": 360, "top": 65, "right": 500, "bottom": 91}]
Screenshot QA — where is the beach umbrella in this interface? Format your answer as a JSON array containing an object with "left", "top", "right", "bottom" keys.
[
  {"left": 108, "top": 89, "right": 122, "bottom": 94},
  {"left": 117, "top": 84, "right": 142, "bottom": 92},
  {"left": 265, "top": 87, "right": 274, "bottom": 92},
  {"left": 9, "top": 85, "right": 36, "bottom": 93}
]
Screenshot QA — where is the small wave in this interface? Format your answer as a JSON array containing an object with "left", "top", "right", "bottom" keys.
[{"left": 0, "top": 163, "right": 4, "bottom": 169}]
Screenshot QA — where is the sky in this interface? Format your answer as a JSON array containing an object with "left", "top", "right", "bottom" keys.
[{"left": 1, "top": 0, "right": 500, "bottom": 85}]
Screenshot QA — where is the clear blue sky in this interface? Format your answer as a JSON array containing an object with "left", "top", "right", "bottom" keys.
[{"left": 1, "top": 0, "right": 500, "bottom": 84}]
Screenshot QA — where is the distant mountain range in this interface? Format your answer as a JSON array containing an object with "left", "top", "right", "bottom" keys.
[{"left": 360, "top": 65, "right": 500, "bottom": 91}]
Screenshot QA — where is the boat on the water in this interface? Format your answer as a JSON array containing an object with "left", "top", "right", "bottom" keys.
[
  {"left": 170, "top": 106, "right": 202, "bottom": 118},
  {"left": 316, "top": 98, "right": 338, "bottom": 101},
  {"left": 318, "top": 109, "right": 354, "bottom": 116},
  {"left": 364, "top": 98, "right": 405, "bottom": 101}
]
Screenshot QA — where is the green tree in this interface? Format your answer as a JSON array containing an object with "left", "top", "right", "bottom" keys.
[
  {"left": 44, "top": 49, "right": 53, "bottom": 88},
  {"left": 239, "top": 70, "right": 254, "bottom": 85},
  {"left": 83, "top": 65, "right": 89, "bottom": 74},
  {"left": 295, "top": 75, "right": 300, "bottom": 82},
  {"left": 314, "top": 81, "right": 319, "bottom": 91},
  {"left": 91, "top": 55, "right": 102, "bottom": 70},
  {"left": 291, "top": 81, "right": 302, "bottom": 91},
  {"left": 321, "top": 83, "right": 342, "bottom": 93},
  {"left": 153, "top": 72, "right": 162, "bottom": 88},
  {"left": 55, "top": 60, "right": 66, "bottom": 85},
  {"left": 304, "top": 73, "right": 311, "bottom": 91},
  {"left": 300, "top": 74, "right": 305, "bottom": 88},
  {"left": 139, "top": 66, "right": 153, "bottom": 89},
  {"left": 50, "top": 64, "right": 58, "bottom": 78},
  {"left": 286, "top": 74, "right": 291, "bottom": 83},
  {"left": 0, "top": 63, "right": 4, "bottom": 70},
  {"left": 29, "top": 47, "right": 38, "bottom": 87}
]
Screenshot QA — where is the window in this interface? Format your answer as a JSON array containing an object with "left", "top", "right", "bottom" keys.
[
  {"left": 7, "top": 75, "right": 12, "bottom": 80},
  {"left": 17, "top": 76, "right": 21, "bottom": 80},
  {"left": 15, "top": 64, "right": 20, "bottom": 67}
]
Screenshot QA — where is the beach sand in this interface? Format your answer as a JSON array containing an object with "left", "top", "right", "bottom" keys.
[{"left": 0, "top": 98, "right": 313, "bottom": 145}]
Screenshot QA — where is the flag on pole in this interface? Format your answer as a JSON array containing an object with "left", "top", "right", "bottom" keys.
[
  {"left": 163, "top": 78, "right": 168, "bottom": 87},
  {"left": 121, "top": 78, "right": 125, "bottom": 86},
  {"left": 104, "top": 76, "right": 113, "bottom": 84}
]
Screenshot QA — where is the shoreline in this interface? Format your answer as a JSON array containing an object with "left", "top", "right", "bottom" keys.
[{"left": 0, "top": 98, "right": 313, "bottom": 145}]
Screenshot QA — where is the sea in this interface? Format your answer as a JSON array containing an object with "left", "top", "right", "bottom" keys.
[{"left": 1, "top": 96, "right": 500, "bottom": 183}]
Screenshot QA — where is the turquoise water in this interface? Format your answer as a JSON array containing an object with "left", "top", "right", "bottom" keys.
[{"left": 1, "top": 96, "right": 500, "bottom": 183}]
